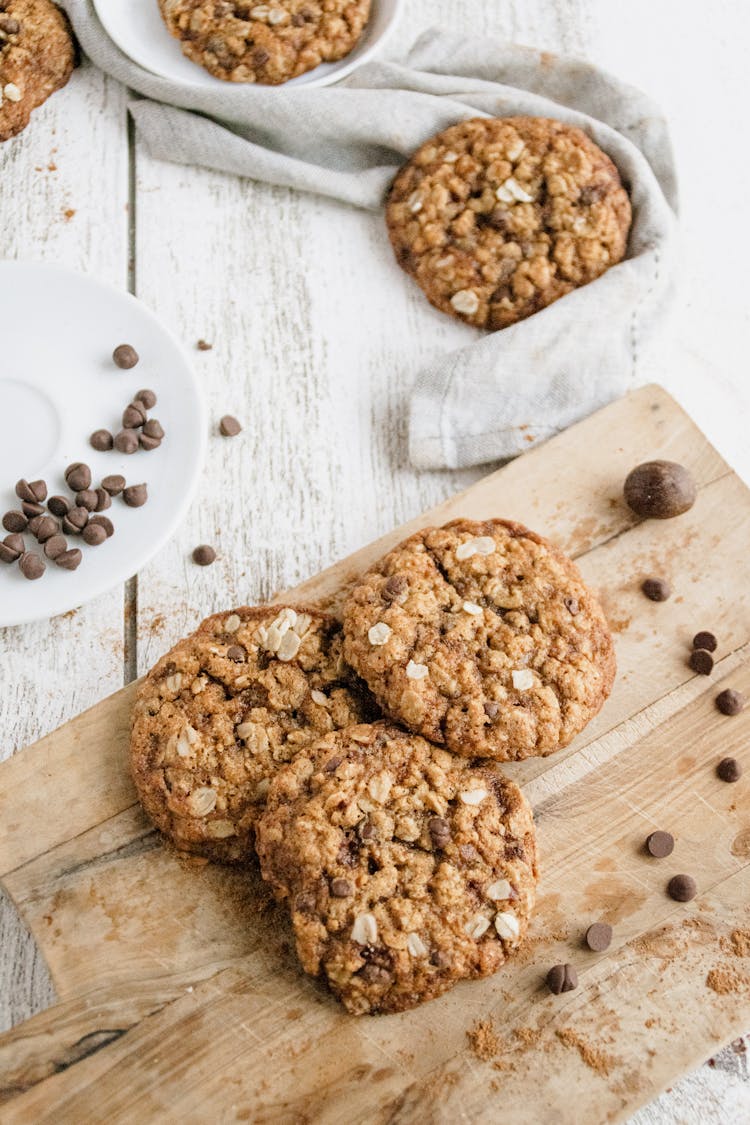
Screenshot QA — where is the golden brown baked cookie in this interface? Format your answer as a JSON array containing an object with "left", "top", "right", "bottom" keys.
[
  {"left": 342, "top": 519, "right": 616, "bottom": 761},
  {"left": 386, "top": 116, "right": 632, "bottom": 330},
  {"left": 0, "top": 0, "right": 75, "bottom": 143},
  {"left": 157, "top": 0, "right": 371, "bottom": 85},
  {"left": 131, "top": 605, "right": 376, "bottom": 863},
  {"left": 256, "top": 721, "right": 538, "bottom": 1014}
]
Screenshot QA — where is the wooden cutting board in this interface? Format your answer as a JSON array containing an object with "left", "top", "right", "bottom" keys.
[{"left": 0, "top": 384, "right": 749, "bottom": 1124}]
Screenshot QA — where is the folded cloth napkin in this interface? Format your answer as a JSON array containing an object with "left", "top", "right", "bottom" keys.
[{"left": 60, "top": 5, "right": 678, "bottom": 469}]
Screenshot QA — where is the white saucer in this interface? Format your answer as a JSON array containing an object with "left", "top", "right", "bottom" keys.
[
  {"left": 0, "top": 261, "right": 205, "bottom": 628},
  {"left": 93, "top": 0, "right": 401, "bottom": 90}
]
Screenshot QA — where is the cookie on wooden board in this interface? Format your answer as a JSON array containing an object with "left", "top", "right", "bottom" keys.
[
  {"left": 386, "top": 116, "right": 632, "bottom": 330},
  {"left": 342, "top": 519, "right": 616, "bottom": 761},
  {"left": 130, "top": 604, "right": 376, "bottom": 863},
  {"left": 0, "top": 0, "right": 75, "bottom": 143},
  {"left": 256, "top": 721, "right": 538, "bottom": 1014},
  {"left": 157, "top": 0, "right": 371, "bottom": 85}
]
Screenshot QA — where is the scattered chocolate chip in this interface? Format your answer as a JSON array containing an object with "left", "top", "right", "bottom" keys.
[
  {"left": 197, "top": 339, "right": 213, "bottom": 351},
  {"left": 19, "top": 553, "right": 45, "bottom": 580},
  {"left": 585, "top": 922, "right": 613, "bottom": 952},
  {"left": 122, "top": 402, "right": 147, "bottom": 429},
  {"left": 65, "top": 462, "right": 92, "bottom": 491},
  {"left": 44, "top": 534, "right": 68, "bottom": 560},
  {"left": 546, "top": 964, "right": 578, "bottom": 994},
  {"left": 113, "top": 343, "right": 139, "bottom": 369},
  {"left": 667, "top": 874, "right": 697, "bottom": 902},
  {"left": 142, "top": 418, "right": 164, "bottom": 441},
  {"left": 21, "top": 500, "right": 44, "bottom": 519},
  {"left": 716, "top": 689, "right": 745, "bottom": 717},
  {"left": 139, "top": 432, "right": 161, "bottom": 452},
  {"left": 47, "top": 495, "right": 70, "bottom": 517},
  {"left": 35, "top": 516, "right": 59, "bottom": 543},
  {"left": 717, "top": 757, "right": 742, "bottom": 783},
  {"left": 219, "top": 415, "right": 242, "bottom": 437},
  {"left": 27, "top": 515, "right": 44, "bottom": 536},
  {"left": 76, "top": 489, "right": 98, "bottom": 512},
  {"left": 123, "top": 483, "right": 148, "bottom": 508},
  {"left": 62, "top": 507, "right": 89, "bottom": 534},
  {"left": 382, "top": 575, "right": 407, "bottom": 602},
  {"left": 428, "top": 817, "right": 451, "bottom": 849},
  {"left": 226, "top": 645, "right": 245, "bottom": 663},
  {"left": 624, "top": 460, "right": 697, "bottom": 519},
  {"left": 89, "top": 515, "right": 114, "bottom": 538},
  {"left": 114, "top": 428, "right": 139, "bottom": 455},
  {"left": 94, "top": 488, "right": 112, "bottom": 512},
  {"left": 55, "top": 548, "right": 82, "bottom": 571},
  {"left": 82, "top": 523, "right": 107, "bottom": 546},
  {"left": 90, "top": 429, "right": 114, "bottom": 452},
  {"left": 693, "top": 631, "right": 717, "bottom": 653},
  {"left": 564, "top": 596, "right": 580, "bottom": 615},
  {"left": 192, "top": 544, "right": 216, "bottom": 566},
  {"left": 330, "top": 878, "right": 353, "bottom": 898},
  {"left": 15, "top": 478, "right": 46, "bottom": 503},
  {"left": 135, "top": 389, "right": 157, "bottom": 410},
  {"left": 641, "top": 577, "right": 671, "bottom": 602},
  {"left": 101, "top": 474, "right": 126, "bottom": 496},
  {"left": 2, "top": 510, "right": 27, "bottom": 533},
  {"left": 0, "top": 534, "right": 24, "bottom": 563},
  {"left": 646, "top": 830, "right": 674, "bottom": 858},
  {"left": 689, "top": 649, "right": 714, "bottom": 675}
]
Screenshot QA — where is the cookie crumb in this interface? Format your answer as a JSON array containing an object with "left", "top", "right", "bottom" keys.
[
  {"left": 706, "top": 965, "right": 750, "bottom": 995},
  {"left": 466, "top": 1018, "right": 500, "bottom": 1061},
  {"left": 556, "top": 1027, "right": 616, "bottom": 1076}
]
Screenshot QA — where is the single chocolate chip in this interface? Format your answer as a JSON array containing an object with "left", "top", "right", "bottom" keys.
[
  {"left": 89, "top": 515, "right": 114, "bottom": 538},
  {"left": 382, "top": 575, "right": 408, "bottom": 602},
  {"left": 135, "top": 389, "right": 157, "bottom": 410},
  {"left": 585, "top": 922, "right": 613, "bottom": 952},
  {"left": 624, "top": 461, "right": 697, "bottom": 519},
  {"left": 219, "top": 415, "right": 242, "bottom": 437},
  {"left": 546, "top": 963, "right": 578, "bottom": 994},
  {"left": 196, "top": 339, "right": 212, "bottom": 351},
  {"left": 646, "top": 830, "right": 674, "bottom": 858},
  {"left": 65, "top": 462, "right": 92, "bottom": 491},
  {"left": 226, "top": 645, "right": 245, "bottom": 663},
  {"left": 641, "top": 577, "right": 671, "bottom": 602},
  {"left": 19, "top": 552, "right": 45, "bottom": 580},
  {"left": 123, "top": 483, "right": 148, "bottom": 508},
  {"left": 330, "top": 878, "right": 353, "bottom": 898},
  {"left": 44, "top": 534, "right": 68, "bottom": 560},
  {"left": 689, "top": 649, "right": 714, "bottom": 675},
  {"left": 142, "top": 418, "right": 164, "bottom": 441},
  {"left": 122, "top": 402, "right": 147, "bottom": 429},
  {"left": 28, "top": 515, "right": 44, "bottom": 537},
  {"left": 667, "top": 874, "right": 697, "bottom": 902},
  {"left": 101, "top": 474, "right": 126, "bottom": 496},
  {"left": 62, "top": 507, "right": 89, "bottom": 534},
  {"left": 76, "top": 489, "right": 98, "bottom": 512},
  {"left": 47, "top": 495, "right": 71, "bottom": 518},
  {"left": 564, "top": 596, "right": 580, "bottom": 615},
  {"left": 16, "top": 478, "right": 46, "bottom": 503},
  {"left": 192, "top": 544, "right": 216, "bottom": 566},
  {"left": 82, "top": 523, "right": 107, "bottom": 546},
  {"left": 484, "top": 701, "right": 500, "bottom": 719},
  {"left": 428, "top": 817, "right": 451, "bottom": 849},
  {"left": 717, "top": 757, "right": 742, "bottom": 783},
  {"left": 359, "top": 820, "right": 378, "bottom": 841},
  {"left": 90, "top": 429, "right": 114, "bottom": 451},
  {"left": 139, "top": 432, "right": 161, "bottom": 452},
  {"left": 716, "top": 689, "right": 745, "bottom": 716},
  {"left": 113, "top": 343, "right": 139, "bottom": 369},
  {"left": 693, "top": 631, "right": 717, "bottom": 653},
  {"left": 2, "top": 510, "right": 27, "bottom": 533},
  {"left": 114, "top": 429, "right": 139, "bottom": 455},
  {"left": 21, "top": 500, "right": 45, "bottom": 519},
  {"left": 55, "top": 548, "right": 82, "bottom": 571},
  {"left": 0, "top": 534, "right": 24, "bottom": 563},
  {"left": 361, "top": 964, "right": 392, "bottom": 986},
  {"left": 35, "top": 516, "right": 59, "bottom": 543},
  {"left": 94, "top": 488, "right": 112, "bottom": 512}
]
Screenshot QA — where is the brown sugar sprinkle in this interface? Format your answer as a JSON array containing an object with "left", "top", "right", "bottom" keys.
[
  {"left": 706, "top": 965, "right": 750, "bottom": 995},
  {"left": 555, "top": 1028, "right": 617, "bottom": 1077},
  {"left": 466, "top": 1018, "right": 500, "bottom": 1062}
]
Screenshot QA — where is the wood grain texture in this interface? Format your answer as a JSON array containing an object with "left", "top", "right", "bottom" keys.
[{"left": 0, "top": 387, "right": 748, "bottom": 1124}]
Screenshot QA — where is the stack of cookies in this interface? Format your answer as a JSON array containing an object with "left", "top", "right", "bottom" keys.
[{"left": 131, "top": 518, "right": 616, "bottom": 1013}]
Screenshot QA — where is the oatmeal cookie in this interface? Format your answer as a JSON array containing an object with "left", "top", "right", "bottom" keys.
[
  {"left": 157, "top": 0, "right": 371, "bottom": 85},
  {"left": 342, "top": 519, "right": 616, "bottom": 760},
  {"left": 256, "top": 721, "right": 537, "bottom": 1014},
  {"left": 130, "top": 605, "right": 376, "bottom": 863},
  {"left": 386, "top": 116, "right": 632, "bottom": 330},
  {"left": 0, "top": 0, "right": 75, "bottom": 143}
]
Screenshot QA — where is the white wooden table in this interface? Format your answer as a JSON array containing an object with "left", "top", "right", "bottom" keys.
[{"left": 1, "top": 0, "right": 749, "bottom": 1120}]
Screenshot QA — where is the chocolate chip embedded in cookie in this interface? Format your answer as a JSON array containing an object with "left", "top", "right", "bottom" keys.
[
  {"left": 157, "top": 0, "right": 371, "bottom": 86},
  {"left": 130, "top": 605, "right": 376, "bottom": 864},
  {"left": 386, "top": 116, "right": 632, "bottom": 330},
  {"left": 256, "top": 721, "right": 538, "bottom": 1014},
  {"left": 0, "top": 0, "right": 75, "bottom": 143},
  {"left": 342, "top": 519, "right": 616, "bottom": 761}
]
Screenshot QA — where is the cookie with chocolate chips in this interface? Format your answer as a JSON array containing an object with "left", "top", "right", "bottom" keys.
[
  {"left": 256, "top": 721, "right": 537, "bottom": 1014},
  {"left": 342, "top": 519, "right": 616, "bottom": 761},
  {"left": 386, "top": 116, "right": 631, "bottom": 330},
  {"left": 130, "top": 605, "right": 376, "bottom": 863},
  {"left": 0, "top": 0, "right": 75, "bottom": 142},
  {"left": 157, "top": 0, "right": 371, "bottom": 85}
]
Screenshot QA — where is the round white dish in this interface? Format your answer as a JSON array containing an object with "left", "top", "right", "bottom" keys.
[
  {"left": 0, "top": 261, "right": 205, "bottom": 628},
  {"left": 93, "top": 0, "right": 401, "bottom": 90}
]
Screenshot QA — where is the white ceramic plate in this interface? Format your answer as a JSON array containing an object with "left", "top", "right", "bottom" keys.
[
  {"left": 0, "top": 261, "right": 205, "bottom": 628},
  {"left": 93, "top": 0, "right": 401, "bottom": 90}
]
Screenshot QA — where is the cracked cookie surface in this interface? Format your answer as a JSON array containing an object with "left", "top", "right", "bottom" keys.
[
  {"left": 342, "top": 519, "right": 616, "bottom": 761},
  {"left": 157, "top": 0, "right": 371, "bottom": 84},
  {"left": 386, "top": 116, "right": 631, "bottom": 330},
  {"left": 131, "top": 604, "right": 376, "bottom": 863},
  {"left": 0, "top": 0, "right": 75, "bottom": 142},
  {"left": 256, "top": 721, "right": 537, "bottom": 1014}
]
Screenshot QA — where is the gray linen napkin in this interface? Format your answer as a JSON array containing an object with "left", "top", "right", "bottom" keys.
[{"left": 60, "top": 4, "right": 678, "bottom": 469}]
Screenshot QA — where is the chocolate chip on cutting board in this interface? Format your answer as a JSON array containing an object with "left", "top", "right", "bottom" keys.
[
  {"left": 112, "top": 344, "right": 139, "bottom": 370},
  {"left": 584, "top": 923, "right": 613, "bottom": 952},
  {"left": 546, "top": 964, "right": 578, "bottom": 994},
  {"left": 123, "top": 483, "right": 148, "bottom": 508},
  {"left": 641, "top": 577, "right": 671, "bottom": 602},
  {"left": 689, "top": 649, "right": 714, "bottom": 675},
  {"left": 645, "top": 830, "right": 674, "bottom": 858},
  {"left": 624, "top": 461, "right": 697, "bottom": 519},
  {"left": 716, "top": 689, "right": 745, "bottom": 717},
  {"left": 90, "top": 429, "right": 114, "bottom": 452},
  {"left": 717, "top": 757, "right": 742, "bottom": 783},
  {"left": 192, "top": 544, "right": 216, "bottom": 566},
  {"left": 693, "top": 631, "right": 717, "bottom": 652},
  {"left": 667, "top": 874, "right": 697, "bottom": 903}
]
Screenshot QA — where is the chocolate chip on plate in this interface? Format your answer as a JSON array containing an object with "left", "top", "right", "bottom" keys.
[
  {"left": 65, "top": 462, "right": 92, "bottom": 492},
  {"left": 135, "top": 389, "right": 157, "bottom": 410},
  {"left": 646, "top": 830, "right": 674, "bottom": 858},
  {"left": 716, "top": 689, "right": 745, "bottom": 717},
  {"left": 101, "top": 474, "right": 126, "bottom": 496},
  {"left": 112, "top": 343, "right": 139, "bottom": 370},
  {"left": 122, "top": 401, "right": 148, "bottom": 429},
  {"left": 667, "top": 874, "right": 697, "bottom": 902},
  {"left": 55, "top": 548, "right": 82, "bottom": 571},
  {"left": 90, "top": 429, "right": 114, "bottom": 452},
  {"left": 197, "top": 339, "right": 213, "bottom": 351},
  {"left": 15, "top": 478, "right": 47, "bottom": 504},
  {"left": 114, "top": 428, "right": 140, "bottom": 455},
  {"left": 62, "top": 507, "right": 89, "bottom": 534},
  {"left": 546, "top": 964, "right": 578, "bottom": 994},
  {"left": 123, "top": 483, "right": 148, "bottom": 508},
  {"left": 94, "top": 487, "right": 112, "bottom": 512},
  {"left": 76, "top": 489, "right": 99, "bottom": 512},
  {"left": 19, "top": 552, "right": 45, "bottom": 580},
  {"left": 693, "top": 631, "right": 717, "bottom": 652},
  {"left": 139, "top": 432, "right": 161, "bottom": 452},
  {"left": 27, "top": 515, "right": 44, "bottom": 536},
  {"left": 82, "top": 523, "right": 107, "bottom": 546},
  {"left": 717, "top": 757, "right": 742, "bottom": 783},
  {"left": 192, "top": 544, "right": 216, "bottom": 566},
  {"left": 641, "top": 577, "right": 671, "bottom": 602},
  {"left": 585, "top": 922, "right": 613, "bottom": 952},
  {"left": 89, "top": 515, "right": 114, "bottom": 538},
  {"left": 44, "top": 534, "right": 68, "bottom": 560},
  {"left": 689, "top": 649, "right": 714, "bottom": 675},
  {"left": 0, "top": 533, "right": 24, "bottom": 563},
  {"left": 2, "top": 510, "right": 27, "bottom": 533},
  {"left": 142, "top": 418, "right": 164, "bottom": 441},
  {"left": 21, "top": 500, "right": 44, "bottom": 520},
  {"left": 48, "top": 495, "right": 71, "bottom": 518},
  {"left": 219, "top": 415, "right": 242, "bottom": 437},
  {"left": 624, "top": 461, "right": 697, "bottom": 519},
  {"left": 35, "top": 516, "right": 59, "bottom": 543}
]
